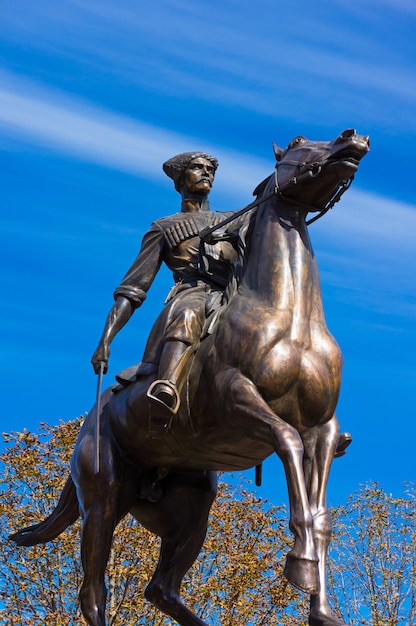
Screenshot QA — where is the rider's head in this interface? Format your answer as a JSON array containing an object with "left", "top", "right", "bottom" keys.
[{"left": 163, "top": 152, "right": 218, "bottom": 197}]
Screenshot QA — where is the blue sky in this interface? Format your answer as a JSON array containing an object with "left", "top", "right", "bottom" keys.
[{"left": 1, "top": 0, "right": 415, "bottom": 507}]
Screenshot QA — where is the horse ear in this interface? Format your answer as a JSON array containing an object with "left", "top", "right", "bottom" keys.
[{"left": 272, "top": 141, "right": 284, "bottom": 162}]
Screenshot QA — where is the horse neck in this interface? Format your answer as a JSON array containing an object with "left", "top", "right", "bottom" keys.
[{"left": 241, "top": 198, "right": 322, "bottom": 334}]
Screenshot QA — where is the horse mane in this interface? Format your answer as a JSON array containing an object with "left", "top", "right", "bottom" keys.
[
  {"left": 221, "top": 174, "right": 274, "bottom": 305},
  {"left": 252, "top": 175, "right": 271, "bottom": 199}
]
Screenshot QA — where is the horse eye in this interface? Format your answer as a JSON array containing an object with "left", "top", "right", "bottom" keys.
[{"left": 289, "top": 136, "right": 306, "bottom": 149}]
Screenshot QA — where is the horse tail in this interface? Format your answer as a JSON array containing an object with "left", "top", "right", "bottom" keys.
[{"left": 9, "top": 476, "right": 79, "bottom": 546}]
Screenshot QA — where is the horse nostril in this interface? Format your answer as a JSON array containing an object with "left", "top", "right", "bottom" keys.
[{"left": 340, "top": 129, "right": 356, "bottom": 140}]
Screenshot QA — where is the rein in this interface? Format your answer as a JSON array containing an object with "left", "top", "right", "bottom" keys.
[
  {"left": 200, "top": 159, "right": 354, "bottom": 239},
  {"left": 277, "top": 162, "right": 354, "bottom": 226}
]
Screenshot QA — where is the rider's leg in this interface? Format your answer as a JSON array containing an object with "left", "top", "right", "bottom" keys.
[
  {"left": 148, "top": 339, "right": 193, "bottom": 411},
  {"left": 147, "top": 295, "right": 207, "bottom": 432},
  {"left": 147, "top": 339, "right": 197, "bottom": 434}
]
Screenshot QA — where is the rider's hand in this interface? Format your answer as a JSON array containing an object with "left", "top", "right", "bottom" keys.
[
  {"left": 200, "top": 226, "right": 226, "bottom": 244},
  {"left": 199, "top": 226, "right": 214, "bottom": 243},
  {"left": 91, "top": 342, "right": 109, "bottom": 374}
]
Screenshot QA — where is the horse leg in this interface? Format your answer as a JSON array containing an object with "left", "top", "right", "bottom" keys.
[
  {"left": 78, "top": 494, "right": 121, "bottom": 626},
  {"left": 228, "top": 375, "right": 319, "bottom": 593},
  {"left": 72, "top": 399, "right": 135, "bottom": 626},
  {"left": 303, "top": 416, "right": 348, "bottom": 626},
  {"left": 131, "top": 469, "right": 217, "bottom": 626}
]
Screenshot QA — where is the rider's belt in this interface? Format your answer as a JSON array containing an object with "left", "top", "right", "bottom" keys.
[
  {"left": 164, "top": 275, "right": 223, "bottom": 303},
  {"left": 164, "top": 218, "right": 201, "bottom": 249}
]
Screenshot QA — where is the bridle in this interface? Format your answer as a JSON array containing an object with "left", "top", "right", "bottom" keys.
[
  {"left": 200, "top": 156, "right": 354, "bottom": 240},
  {"left": 274, "top": 158, "right": 354, "bottom": 225}
]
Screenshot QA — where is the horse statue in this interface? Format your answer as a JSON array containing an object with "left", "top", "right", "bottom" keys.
[{"left": 10, "top": 129, "right": 369, "bottom": 626}]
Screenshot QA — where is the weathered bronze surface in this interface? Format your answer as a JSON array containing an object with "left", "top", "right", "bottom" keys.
[{"left": 10, "top": 130, "right": 369, "bottom": 626}]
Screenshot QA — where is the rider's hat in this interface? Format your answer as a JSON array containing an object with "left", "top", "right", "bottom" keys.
[{"left": 163, "top": 152, "right": 218, "bottom": 192}]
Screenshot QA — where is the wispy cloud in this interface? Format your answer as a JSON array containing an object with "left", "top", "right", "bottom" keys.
[
  {"left": 2, "top": 1, "right": 415, "bottom": 129},
  {"left": 2, "top": 71, "right": 415, "bottom": 253},
  {"left": 318, "top": 189, "right": 416, "bottom": 254},
  {"left": 313, "top": 188, "right": 416, "bottom": 320},
  {"left": 0, "top": 79, "right": 185, "bottom": 178},
  {"left": 0, "top": 60, "right": 414, "bottom": 241},
  {"left": 0, "top": 73, "right": 269, "bottom": 198}
]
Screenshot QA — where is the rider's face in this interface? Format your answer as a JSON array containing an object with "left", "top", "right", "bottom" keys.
[{"left": 183, "top": 158, "right": 215, "bottom": 196}]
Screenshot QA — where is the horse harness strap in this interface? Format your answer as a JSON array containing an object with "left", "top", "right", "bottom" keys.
[
  {"left": 198, "top": 189, "right": 277, "bottom": 241},
  {"left": 200, "top": 158, "right": 354, "bottom": 240},
  {"left": 274, "top": 158, "right": 355, "bottom": 225},
  {"left": 305, "top": 176, "right": 353, "bottom": 225}
]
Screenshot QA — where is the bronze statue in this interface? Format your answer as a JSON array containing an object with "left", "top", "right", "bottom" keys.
[
  {"left": 10, "top": 129, "right": 369, "bottom": 626},
  {"left": 91, "top": 151, "right": 239, "bottom": 433}
]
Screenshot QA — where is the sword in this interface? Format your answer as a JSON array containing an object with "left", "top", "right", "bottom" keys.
[{"left": 94, "top": 361, "right": 105, "bottom": 475}]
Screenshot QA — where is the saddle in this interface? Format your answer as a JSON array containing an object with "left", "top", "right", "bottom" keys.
[
  {"left": 112, "top": 361, "right": 157, "bottom": 393},
  {"left": 112, "top": 292, "right": 228, "bottom": 395}
]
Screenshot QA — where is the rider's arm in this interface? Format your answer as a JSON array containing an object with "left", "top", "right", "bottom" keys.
[
  {"left": 91, "top": 296, "right": 134, "bottom": 373},
  {"left": 91, "top": 224, "right": 165, "bottom": 373}
]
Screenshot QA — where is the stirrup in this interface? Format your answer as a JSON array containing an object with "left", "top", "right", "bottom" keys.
[
  {"left": 147, "top": 379, "right": 180, "bottom": 415},
  {"left": 147, "top": 380, "right": 181, "bottom": 437}
]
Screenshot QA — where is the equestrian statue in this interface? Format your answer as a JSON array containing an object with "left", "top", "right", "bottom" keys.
[{"left": 10, "top": 129, "right": 370, "bottom": 626}]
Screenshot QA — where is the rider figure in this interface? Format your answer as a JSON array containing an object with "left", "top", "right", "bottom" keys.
[{"left": 91, "top": 152, "right": 239, "bottom": 434}]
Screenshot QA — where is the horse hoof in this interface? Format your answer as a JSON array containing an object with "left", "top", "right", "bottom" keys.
[
  {"left": 284, "top": 554, "right": 320, "bottom": 594},
  {"left": 309, "top": 612, "right": 348, "bottom": 626}
]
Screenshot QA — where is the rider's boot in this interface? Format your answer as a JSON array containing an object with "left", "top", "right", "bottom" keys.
[{"left": 147, "top": 340, "right": 195, "bottom": 436}]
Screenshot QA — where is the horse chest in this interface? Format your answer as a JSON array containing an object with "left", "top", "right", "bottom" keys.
[
  {"left": 217, "top": 300, "right": 341, "bottom": 423},
  {"left": 214, "top": 216, "right": 343, "bottom": 422},
  {"left": 245, "top": 226, "right": 316, "bottom": 321}
]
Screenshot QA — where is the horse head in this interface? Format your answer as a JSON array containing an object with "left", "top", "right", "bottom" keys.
[{"left": 270, "top": 129, "right": 370, "bottom": 219}]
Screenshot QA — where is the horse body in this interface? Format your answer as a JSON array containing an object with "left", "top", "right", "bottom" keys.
[
  {"left": 214, "top": 201, "right": 342, "bottom": 430},
  {"left": 110, "top": 184, "right": 342, "bottom": 468},
  {"left": 11, "top": 129, "right": 369, "bottom": 626}
]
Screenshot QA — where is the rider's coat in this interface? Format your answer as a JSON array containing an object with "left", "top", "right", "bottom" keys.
[{"left": 113, "top": 210, "right": 239, "bottom": 366}]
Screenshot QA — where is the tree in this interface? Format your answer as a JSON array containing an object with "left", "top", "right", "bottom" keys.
[
  {"left": 0, "top": 419, "right": 309, "bottom": 625},
  {"left": 328, "top": 483, "right": 415, "bottom": 626},
  {"left": 1, "top": 420, "right": 414, "bottom": 625}
]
